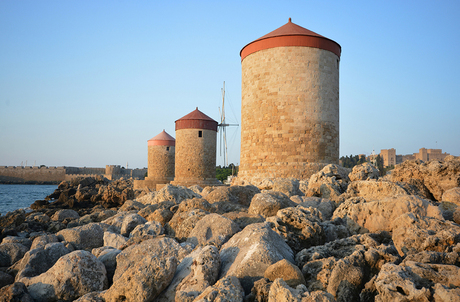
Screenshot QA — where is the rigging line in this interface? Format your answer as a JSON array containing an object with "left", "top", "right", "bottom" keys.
[{"left": 224, "top": 90, "right": 240, "bottom": 124}]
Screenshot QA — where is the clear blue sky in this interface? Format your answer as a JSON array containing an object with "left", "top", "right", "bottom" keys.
[{"left": 1, "top": 1, "right": 459, "bottom": 169}]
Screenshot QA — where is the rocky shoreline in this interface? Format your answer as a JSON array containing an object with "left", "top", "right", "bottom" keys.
[{"left": 0, "top": 157, "right": 459, "bottom": 301}]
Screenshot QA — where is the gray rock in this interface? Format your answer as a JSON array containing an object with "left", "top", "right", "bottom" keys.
[
  {"left": 20, "top": 250, "right": 108, "bottom": 302},
  {"left": 120, "top": 213, "right": 147, "bottom": 237},
  {"left": 129, "top": 220, "right": 163, "bottom": 238},
  {"left": 248, "top": 191, "right": 296, "bottom": 218},
  {"left": 103, "top": 231, "right": 128, "bottom": 249},
  {"left": 1, "top": 236, "right": 32, "bottom": 250},
  {"left": 166, "top": 209, "right": 209, "bottom": 242},
  {"left": 57, "top": 222, "right": 104, "bottom": 251},
  {"left": 268, "top": 278, "right": 335, "bottom": 302},
  {"left": 292, "top": 196, "right": 336, "bottom": 221},
  {"left": 194, "top": 276, "right": 245, "bottom": 302},
  {"left": 15, "top": 242, "right": 70, "bottom": 280},
  {"left": 186, "top": 213, "right": 241, "bottom": 248},
  {"left": 51, "top": 209, "right": 80, "bottom": 222},
  {"left": 220, "top": 222, "right": 294, "bottom": 294},
  {"left": 0, "top": 282, "right": 33, "bottom": 302},
  {"left": 349, "top": 163, "right": 380, "bottom": 182},
  {"left": 30, "top": 234, "right": 59, "bottom": 250},
  {"left": 0, "top": 243, "right": 29, "bottom": 267}
]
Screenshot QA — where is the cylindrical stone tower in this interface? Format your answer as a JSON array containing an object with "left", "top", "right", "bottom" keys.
[
  {"left": 171, "top": 107, "right": 221, "bottom": 187},
  {"left": 239, "top": 18, "right": 341, "bottom": 181},
  {"left": 146, "top": 129, "right": 175, "bottom": 182}
]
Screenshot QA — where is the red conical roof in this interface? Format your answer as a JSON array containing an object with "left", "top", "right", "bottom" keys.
[
  {"left": 148, "top": 129, "right": 175, "bottom": 146},
  {"left": 240, "top": 18, "right": 341, "bottom": 61},
  {"left": 175, "top": 107, "right": 218, "bottom": 132}
]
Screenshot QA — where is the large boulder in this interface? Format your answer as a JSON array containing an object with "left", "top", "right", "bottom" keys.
[
  {"left": 219, "top": 222, "right": 294, "bottom": 294},
  {"left": 20, "top": 250, "right": 108, "bottom": 302},
  {"left": 389, "top": 157, "right": 460, "bottom": 201},
  {"left": 193, "top": 276, "right": 245, "bottom": 302},
  {"left": 165, "top": 209, "right": 209, "bottom": 242},
  {"left": 204, "top": 186, "right": 257, "bottom": 213},
  {"left": 248, "top": 191, "right": 297, "bottom": 218},
  {"left": 344, "top": 180, "right": 411, "bottom": 202},
  {"left": 0, "top": 243, "right": 29, "bottom": 267},
  {"left": 120, "top": 213, "right": 147, "bottom": 237},
  {"left": 0, "top": 282, "right": 33, "bottom": 302},
  {"left": 50, "top": 209, "right": 80, "bottom": 222},
  {"left": 129, "top": 220, "right": 163, "bottom": 238},
  {"left": 292, "top": 196, "right": 336, "bottom": 221},
  {"left": 392, "top": 213, "right": 460, "bottom": 256},
  {"left": 349, "top": 162, "right": 380, "bottom": 182},
  {"left": 267, "top": 206, "right": 325, "bottom": 254},
  {"left": 332, "top": 195, "right": 442, "bottom": 234},
  {"left": 157, "top": 245, "right": 221, "bottom": 302},
  {"left": 30, "top": 234, "right": 59, "bottom": 250},
  {"left": 15, "top": 242, "right": 70, "bottom": 280},
  {"left": 268, "top": 278, "right": 335, "bottom": 302},
  {"left": 186, "top": 213, "right": 240, "bottom": 248},
  {"left": 305, "top": 164, "right": 350, "bottom": 201},
  {"left": 56, "top": 222, "right": 104, "bottom": 251},
  {"left": 264, "top": 259, "right": 306, "bottom": 288},
  {"left": 152, "top": 184, "right": 201, "bottom": 204},
  {"left": 103, "top": 231, "right": 127, "bottom": 249}
]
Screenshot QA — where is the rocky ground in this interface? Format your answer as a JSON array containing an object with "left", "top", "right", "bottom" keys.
[{"left": 0, "top": 156, "right": 459, "bottom": 301}]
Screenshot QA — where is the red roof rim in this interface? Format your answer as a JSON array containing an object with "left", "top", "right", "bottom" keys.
[
  {"left": 240, "top": 18, "right": 341, "bottom": 58},
  {"left": 175, "top": 107, "right": 217, "bottom": 123}
]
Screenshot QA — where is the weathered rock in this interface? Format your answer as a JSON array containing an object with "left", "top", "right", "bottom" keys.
[
  {"left": 118, "top": 199, "right": 146, "bottom": 212},
  {"left": 248, "top": 191, "right": 297, "bottom": 218},
  {"left": 220, "top": 222, "right": 294, "bottom": 293},
  {"left": 177, "top": 198, "right": 215, "bottom": 214},
  {"left": 1, "top": 236, "right": 32, "bottom": 250},
  {"left": 50, "top": 209, "right": 80, "bottom": 222},
  {"left": 0, "top": 282, "right": 33, "bottom": 302},
  {"left": 268, "top": 278, "right": 335, "bottom": 302},
  {"left": 205, "top": 186, "right": 251, "bottom": 213},
  {"left": 223, "top": 211, "right": 266, "bottom": 230},
  {"left": 30, "top": 234, "right": 58, "bottom": 250},
  {"left": 175, "top": 245, "right": 221, "bottom": 302},
  {"left": 77, "top": 208, "right": 117, "bottom": 224},
  {"left": 101, "top": 211, "right": 135, "bottom": 232},
  {"left": 15, "top": 242, "right": 70, "bottom": 280},
  {"left": 349, "top": 163, "right": 380, "bottom": 182},
  {"left": 20, "top": 250, "right": 108, "bottom": 302},
  {"left": 25, "top": 212, "right": 50, "bottom": 224},
  {"left": 0, "top": 270, "right": 14, "bottom": 289},
  {"left": 345, "top": 180, "right": 410, "bottom": 202},
  {"left": 113, "top": 237, "right": 188, "bottom": 283},
  {"left": 305, "top": 164, "right": 350, "bottom": 201},
  {"left": 166, "top": 209, "right": 208, "bottom": 242},
  {"left": 103, "top": 231, "right": 128, "bottom": 249},
  {"left": 0, "top": 242, "right": 29, "bottom": 267},
  {"left": 292, "top": 196, "right": 336, "bottom": 221},
  {"left": 392, "top": 213, "right": 460, "bottom": 256},
  {"left": 433, "top": 283, "right": 460, "bottom": 301},
  {"left": 129, "top": 220, "right": 163, "bottom": 238},
  {"left": 186, "top": 213, "right": 240, "bottom": 248},
  {"left": 332, "top": 195, "right": 442, "bottom": 234},
  {"left": 442, "top": 187, "right": 460, "bottom": 205},
  {"left": 153, "top": 184, "right": 201, "bottom": 204},
  {"left": 267, "top": 206, "right": 325, "bottom": 253},
  {"left": 57, "top": 222, "right": 104, "bottom": 251},
  {"left": 120, "top": 213, "right": 147, "bottom": 237},
  {"left": 93, "top": 247, "right": 121, "bottom": 285},
  {"left": 247, "top": 278, "right": 272, "bottom": 302},
  {"left": 389, "top": 157, "right": 460, "bottom": 201},
  {"left": 269, "top": 178, "right": 302, "bottom": 197},
  {"left": 74, "top": 292, "right": 105, "bottom": 302},
  {"left": 193, "top": 276, "right": 245, "bottom": 302},
  {"left": 264, "top": 259, "right": 306, "bottom": 288}
]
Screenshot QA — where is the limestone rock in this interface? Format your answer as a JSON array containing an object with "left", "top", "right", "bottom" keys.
[
  {"left": 193, "top": 276, "right": 245, "bottom": 302},
  {"left": 349, "top": 162, "right": 380, "bottom": 182},
  {"left": 441, "top": 187, "right": 460, "bottom": 205},
  {"left": 292, "top": 196, "right": 336, "bottom": 221},
  {"left": 50, "top": 209, "right": 80, "bottom": 222},
  {"left": 175, "top": 245, "right": 221, "bottom": 302},
  {"left": 205, "top": 186, "right": 256, "bottom": 213},
  {"left": 103, "top": 231, "right": 127, "bottom": 249},
  {"left": 30, "top": 234, "right": 59, "bottom": 250},
  {"left": 389, "top": 158, "right": 460, "bottom": 201},
  {"left": 0, "top": 282, "right": 33, "bottom": 302},
  {"left": 57, "top": 222, "right": 104, "bottom": 251},
  {"left": 248, "top": 191, "right": 297, "bottom": 218},
  {"left": 332, "top": 195, "right": 442, "bottom": 234},
  {"left": 345, "top": 180, "right": 410, "bottom": 201},
  {"left": 255, "top": 178, "right": 303, "bottom": 197},
  {"left": 267, "top": 278, "right": 335, "bottom": 302},
  {"left": 103, "top": 255, "right": 176, "bottom": 302},
  {"left": 305, "top": 164, "right": 350, "bottom": 201},
  {"left": 264, "top": 259, "right": 306, "bottom": 288},
  {"left": 177, "top": 198, "right": 216, "bottom": 214},
  {"left": 118, "top": 199, "right": 146, "bottom": 212},
  {"left": 433, "top": 283, "right": 460, "bottom": 301},
  {"left": 392, "top": 213, "right": 460, "bottom": 256},
  {"left": 186, "top": 213, "right": 240, "bottom": 248},
  {"left": 101, "top": 211, "right": 135, "bottom": 232},
  {"left": 20, "top": 250, "right": 108, "bottom": 302},
  {"left": 153, "top": 184, "right": 201, "bottom": 204},
  {"left": 0, "top": 270, "right": 14, "bottom": 289},
  {"left": 166, "top": 209, "right": 208, "bottom": 242},
  {"left": 267, "top": 206, "right": 325, "bottom": 253},
  {"left": 15, "top": 242, "right": 70, "bottom": 280},
  {"left": 0, "top": 242, "right": 29, "bottom": 267},
  {"left": 1, "top": 236, "right": 32, "bottom": 250},
  {"left": 120, "top": 213, "right": 147, "bottom": 237},
  {"left": 222, "top": 211, "right": 266, "bottom": 230},
  {"left": 219, "top": 222, "right": 294, "bottom": 293},
  {"left": 94, "top": 247, "right": 121, "bottom": 284},
  {"left": 129, "top": 220, "right": 163, "bottom": 238}
]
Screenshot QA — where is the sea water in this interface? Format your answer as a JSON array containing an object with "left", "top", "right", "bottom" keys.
[{"left": 0, "top": 184, "right": 57, "bottom": 216}]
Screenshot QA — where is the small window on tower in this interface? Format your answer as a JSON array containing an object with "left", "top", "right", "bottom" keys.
[
  {"left": 166, "top": 147, "right": 170, "bottom": 151},
  {"left": 198, "top": 131, "right": 203, "bottom": 138}
]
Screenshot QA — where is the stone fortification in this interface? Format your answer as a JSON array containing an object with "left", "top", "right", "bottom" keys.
[
  {"left": 171, "top": 108, "right": 221, "bottom": 187},
  {"left": 239, "top": 19, "right": 341, "bottom": 181},
  {"left": 0, "top": 166, "right": 66, "bottom": 184}
]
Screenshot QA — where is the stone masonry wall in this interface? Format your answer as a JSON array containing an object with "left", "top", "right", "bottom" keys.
[
  {"left": 146, "top": 145, "right": 175, "bottom": 181},
  {"left": 0, "top": 166, "right": 66, "bottom": 183},
  {"left": 173, "top": 128, "right": 217, "bottom": 183},
  {"left": 239, "top": 46, "right": 339, "bottom": 180}
]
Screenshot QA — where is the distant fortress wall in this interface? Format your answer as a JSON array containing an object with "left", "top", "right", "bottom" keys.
[{"left": 0, "top": 165, "right": 146, "bottom": 184}]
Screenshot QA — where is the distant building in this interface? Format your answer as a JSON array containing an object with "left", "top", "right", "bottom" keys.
[{"left": 379, "top": 148, "right": 450, "bottom": 167}]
